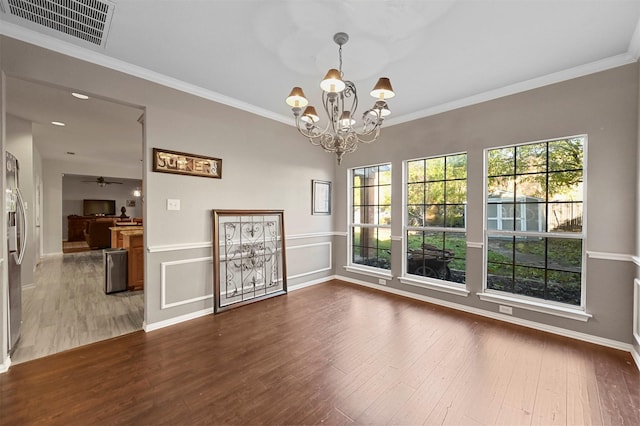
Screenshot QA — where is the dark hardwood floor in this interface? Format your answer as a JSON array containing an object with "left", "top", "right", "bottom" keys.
[{"left": 1, "top": 280, "right": 638, "bottom": 425}]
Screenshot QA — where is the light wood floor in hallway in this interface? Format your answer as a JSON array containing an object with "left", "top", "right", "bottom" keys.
[
  {"left": 1, "top": 280, "right": 637, "bottom": 425},
  {"left": 10, "top": 250, "right": 144, "bottom": 364}
]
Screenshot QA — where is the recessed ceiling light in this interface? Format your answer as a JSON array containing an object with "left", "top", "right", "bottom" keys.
[
  {"left": 51, "top": 121, "right": 66, "bottom": 126},
  {"left": 72, "top": 92, "right": 89, "bottom": 100}
]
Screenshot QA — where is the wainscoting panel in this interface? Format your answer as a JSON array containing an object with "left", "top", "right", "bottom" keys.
[
  {"left": 161, "top": 257, "right": 213, "bottom": 309},
  {"left": 153, "top": 235, "right": 334, "bottom": 314},
  {"left": 285, "top": 242, "right": 332, "bottom": 280}
]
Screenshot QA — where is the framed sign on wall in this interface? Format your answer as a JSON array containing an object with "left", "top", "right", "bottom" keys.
[{"left": 153, "top": 148, "right": 222, "bottom": 179}]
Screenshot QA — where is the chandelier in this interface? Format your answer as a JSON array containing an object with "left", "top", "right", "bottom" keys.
[{"left": 285, "top": 32, "right": 395, "bottom": 165}]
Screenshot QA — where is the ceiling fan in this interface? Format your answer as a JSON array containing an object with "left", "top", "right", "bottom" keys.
[{"left": 82, "top": 176, "right": 123, "bottom": 187}]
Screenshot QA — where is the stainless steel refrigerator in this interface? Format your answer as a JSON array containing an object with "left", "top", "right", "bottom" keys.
[{"left": 6, "top": 151, "right": 27, "bottom": 355}]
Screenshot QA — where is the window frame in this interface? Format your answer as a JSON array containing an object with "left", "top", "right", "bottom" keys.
[
  {"left": 482, "top": 135, "right": 588, "bottom": 313},
  {"left": 346, "top": 162, "right": 393, "bottom": 278},
  {"left": 400, "top": 152, "right": 469, "bottom": 296}
]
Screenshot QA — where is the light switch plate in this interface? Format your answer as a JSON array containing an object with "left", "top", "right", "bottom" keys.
[{"left": 167, "top": 199, "right": 180, "bottom": 211}]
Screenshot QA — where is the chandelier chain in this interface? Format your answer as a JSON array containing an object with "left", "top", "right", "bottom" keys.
[{"left": 338, "top": 44, "right": 343, "bottom": 77}]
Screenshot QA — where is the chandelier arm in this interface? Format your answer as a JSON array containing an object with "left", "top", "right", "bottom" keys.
[
  {"left": 322, "top": 91, "right": 340, "bottom": 134},
  {"left": 294, "top": 116, "right": 332, "bottom": 140}
]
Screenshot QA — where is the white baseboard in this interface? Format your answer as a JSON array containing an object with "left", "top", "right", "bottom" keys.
[
  {"left": 0, "top": 356, "right": 11, "bottom": 374},
  {"left": 144, "top": 308, "right": 213, "bottom": 332},
  {"left": 335, "top": 274, "right": 637, "bottom": 368},
  {"left": 289, "top": 275, "right": 336, "bottom": 292},
  {"left": 632, "top": 345, "right": 640, "bottom": 371},
  {"left": 144, "top": 277, "right": 332, "bottom": 332},
  {"left": 42, "top": 252, "right": 63, "bottom": 258}
]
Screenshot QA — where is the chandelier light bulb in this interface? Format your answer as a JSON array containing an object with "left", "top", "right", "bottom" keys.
[
  {"left": 301, "top": 106, "right": 320, "bottom": 124},
  {"left": 286, "top": 87, "right": 309, "bottom": 108},
  {"left": 320, "top": 69, "right": 346, "bottom": 93}
]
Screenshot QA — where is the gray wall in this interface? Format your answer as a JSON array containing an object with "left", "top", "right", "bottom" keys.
[
  {"left": 335, "top": 63, "right": 639, "bottom": 345},
  {"left": 0, "top": 36, "right": 336, "bottom": 335}
]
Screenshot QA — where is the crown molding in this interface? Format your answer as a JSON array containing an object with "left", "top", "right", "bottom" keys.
[
  {"left": 2, "top": 21, "right": 637, "bottom": 130},
  {"left": 384, "top": 52, "right": 638, "bottom": 127},
  {"left": 628, "top": 16, "right": 640, "bottom": 60},
  {"left": 0, "top": 22, "right": 292, "bottom": 126}
]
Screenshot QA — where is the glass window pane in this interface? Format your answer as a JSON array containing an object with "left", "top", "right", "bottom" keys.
[
  {"left": 546, "top": 270, "right": 581, "bottom": 305},
  {"left": 548, "top": 238, "right": 582, "bottom": 270},
  {"left": 379, "top": 185, "right": 392, "bottom": 206},
  {"left": 488, "top": 236, "right": 513, "bottom": 262},
  {"left": 446, "top": 180, "right": 466, "bottom": 204},
  {"left": 407, "top": 231, "right": 447, "bottom": 280},
  {"left": 548, "top": 202, "right": 582, "bottom": 232},
  {"left": 515, "top": 203, "right": 545, "bottom": 232},
  {"left": 487, "top": 263, "right": 513, "bottom": 292},
  {"left": 353, "top": 168, "right": 365, "bottom": 187},
  {"left": 378, "top": 206, "right": 391, "bottom": 225},
  {"left": 426, "top": 157, "right": 445, "bottom": 181},
  {"left": 407, "top": 205, "right": 424, "bottom": 227},
  {"left": 514, "top": 236, "right": 545, "bottom": 268},
  {"left": 407, "top": 183, "right": 425, "bottom": 205},
  {"left": 548, "top": 170, "right": 583, "bottom": 201},
  {"left": 445, "top": 205, "right": 465, "bottom": 228},
  {"left": 378, "top": 166, "right": 392, "bottom": 185},
  {"left": 353, "top": 187, "right": 362, "bottom": 206},
  {"left": 515, "top": 174, "right": 546, "bottom": 200},
  {"left": 446, "top": 154, "right": 467, "bottom": 179},
  {"left": 488, "top": 176, "right": 515, "bottom": 199},
  {"left": 548, "top": 138, "right": 583, "bottom": 172},
  {"left": 514, "top": 266, "right": 545, "bottom": 299},
  {"left": 407, "top": 160, "right": 424, "bottom": 183},
  {"left": 425, "top": 205, "right": 445, "bottom": 226},
  {"left": 515, "top": 142, "right": 547, "bottom": 174},
  {"left": 488, "top": 147, "right": 515, "bottom": 177},
  {"left": 445, "top": 232, "right": 466, "bottom": 283},
  {"left": 425, "top": 182, "right": 444, "bottom": 204}
]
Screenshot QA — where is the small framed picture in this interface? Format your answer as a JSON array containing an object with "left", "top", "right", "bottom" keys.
[
  {"left": 312, "top": 180, "right": 331, "bottom": 215},
  {"left": 126, "top": 200, "right": 136, "bottom": 207}
]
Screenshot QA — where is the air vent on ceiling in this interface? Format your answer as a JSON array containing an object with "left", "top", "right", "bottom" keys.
[{"left": 2, "top": 0, "right": 115, "bottom": 47}]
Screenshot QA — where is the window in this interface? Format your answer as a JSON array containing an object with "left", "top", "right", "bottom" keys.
[
  {"left": 349, "top": 164, "right": 391, "bottom": 271},
  {"left": 405, "top": 154, "right": 467, "bottom": 283},
  {"left": 485, "top": 136, "right": 585, "bottom": 306}
]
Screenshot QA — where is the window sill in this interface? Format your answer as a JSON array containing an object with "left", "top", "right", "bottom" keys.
[
  {"left": 477, "top": 292, "right": 591, "bottom": 322},
  {"left": 344, "top": 265, "right": 392, "bottom": 281},
  {"left": 399, "top": 277, "right": 469, "bottom": 297}
]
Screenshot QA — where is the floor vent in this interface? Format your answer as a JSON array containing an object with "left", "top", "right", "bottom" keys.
[{"left": 2, "top": 0, "right": 115, "bottom": 47}]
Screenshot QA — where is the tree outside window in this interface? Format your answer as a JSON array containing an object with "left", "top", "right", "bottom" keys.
[
  {"left": 406, "top": 153, "right": 467, "bottom": 283},
  {"left": 486, "top": 137, "right": 585, "bottom": 306}
]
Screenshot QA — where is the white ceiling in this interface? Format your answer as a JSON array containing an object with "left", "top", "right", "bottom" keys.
[{"left": 2, "top": 0, "right": 640, "bottom": 166}]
